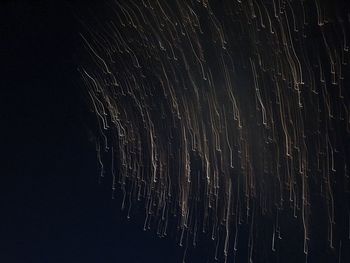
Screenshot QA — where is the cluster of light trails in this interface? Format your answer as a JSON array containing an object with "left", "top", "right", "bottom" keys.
[{"left": 79, "top": 0, "right": 350, "bottom": 262}]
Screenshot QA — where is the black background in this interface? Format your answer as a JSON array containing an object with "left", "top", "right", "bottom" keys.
[
  {"left": 0, "top": 1, "right": 183, "bottom": 262},
  {"left": 1, "top": 1, "right": 349, "bottom": 263}
]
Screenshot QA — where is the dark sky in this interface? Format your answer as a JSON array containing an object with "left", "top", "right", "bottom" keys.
[
  {"left": 0, "top": 1, "right": 183, "bottom": 262},
  {"left": 1, "top": 1, "right": 349, "bottom": 263}
]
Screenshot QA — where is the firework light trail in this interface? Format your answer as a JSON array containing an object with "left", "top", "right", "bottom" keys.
[{"left": 78, "top": 0, "right": 350, "bottom": 262}]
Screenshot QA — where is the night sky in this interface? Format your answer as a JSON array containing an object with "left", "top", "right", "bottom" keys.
[
  {"left": 1, "top": 1, "right": 350, "bottom": 263},
  {"left": 1, "top": 1, "right": 182, "bottom": 262}
]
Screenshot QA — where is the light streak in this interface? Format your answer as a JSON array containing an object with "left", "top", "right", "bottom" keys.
[{"left": 79, "top": 0, "right": 350, "bottom": 262}]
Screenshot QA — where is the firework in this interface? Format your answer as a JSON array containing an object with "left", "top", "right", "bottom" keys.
[{"left": 79, "top": 1, "right": 350, "bottom": 262}]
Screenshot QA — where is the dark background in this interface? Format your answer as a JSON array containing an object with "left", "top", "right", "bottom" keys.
[
  {"left": 0, "top": 1, "right": 183, "bottom": 262},
  {"left": 1, "top": 1, "right": 349, "bottom": 263}
]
